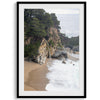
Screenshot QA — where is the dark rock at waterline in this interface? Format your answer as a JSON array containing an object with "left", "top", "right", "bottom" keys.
[
  {"left": 72, "top": 46, "right": 79, "bottom": 52},
  {"left": 52, "top": 49, "right": 67, "bottom": 59},
  {"left": 62, "top": 61, "right": 66, "bottom": 64}
]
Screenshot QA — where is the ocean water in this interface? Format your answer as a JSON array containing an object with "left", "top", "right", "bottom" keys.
[
  {"left": 69, "top": 53, "right": 79, "bottom": 58},
  {"left": 46, "top": 59, "right": 79, "bottom": 91}
]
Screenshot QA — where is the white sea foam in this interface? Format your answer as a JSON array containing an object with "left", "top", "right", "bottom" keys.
[
  {"left": 69, "top": 53, "right": 79, "bottom": 58},
  {"left": 46, "top": 59, "right": 79, "bottom": 91}
]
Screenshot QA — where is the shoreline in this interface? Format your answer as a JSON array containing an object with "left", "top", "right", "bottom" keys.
[
  {"left": 24, "top": 53, "right": 79, "bottom": 91},
  {"left": 67, "top": 52, "right": 79, "bottom": 61},
  {"left": 24, "top": 59, "right": 49, "bottom": 91}
]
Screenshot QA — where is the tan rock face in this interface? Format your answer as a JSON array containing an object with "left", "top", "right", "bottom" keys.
[
  {"left": 49, "top": 47, "right": 56, "bottom": 56},
  {"left": 49, "top": 27, "right": 60, "bottom": 42},
  {"left": 24, "top": 36, "right": 57, "bottom": 64},
  {"left": 36, "top": 34, "right": 60, "bottom": 64},
  {"left": 49, "top": 27, "right": 58, "bottom": 35},
  {"left": 25, "top": 27, "right": 63, "bottom": 64},
  {"left": 36, "top": 38, "right": 48, "bottom": 64}
]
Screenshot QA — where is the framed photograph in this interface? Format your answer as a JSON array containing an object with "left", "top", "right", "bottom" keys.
[{"left": 17, "top": 1, "right": 86, "bottom": 98}]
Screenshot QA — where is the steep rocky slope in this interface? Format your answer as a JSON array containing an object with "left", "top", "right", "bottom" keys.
[
  {"left": 24, "top": 9, "right": 67, "bottom": 64},
  {"left": 24, "top": 27, "right": 63, "bottom": 64}
]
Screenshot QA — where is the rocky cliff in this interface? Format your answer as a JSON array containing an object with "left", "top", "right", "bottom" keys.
[
  {"left": 24, "top": 27, "right": 64, "bottom": 64},
  {"left": 35, "top": 27, "right": 63, "bottom": 64},
  {"left": 24, "top": 9, "right": 66, "bottom": 64}
]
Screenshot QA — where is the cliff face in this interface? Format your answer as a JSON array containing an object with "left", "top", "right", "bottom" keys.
[
  {"left": 49, "top": 27, "right": 61, "bottom": 44},
  {"left": 24, "top": 9, "right": 64, "bottom": 64},
  {"left": 48, "top": 27, "right": 61, "bottom": 55},
  {"left": 24, "top": 26, "right": 63, "bottom": 64},
  {"left": 33, "top": 27, "right": 63, "bottom": 64},
  {"left": 36, "top": 38, "right": 48, "bottom": 64}
]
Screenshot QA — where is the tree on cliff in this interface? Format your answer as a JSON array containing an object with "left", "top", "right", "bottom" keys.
[
  {"left": 24, "top": 9, "right": 51, "bottom": 38},
  {"left": 24, "top": 9, "right": 60, "bottom": 58},
  {"left": 51, "top": 13, "right": 60, "bottom": 30}
]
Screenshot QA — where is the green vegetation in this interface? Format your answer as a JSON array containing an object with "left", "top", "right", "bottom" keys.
[
  {"left": 48, "top": 40, "right": 54, "bottom": 47},
  {"left": 51, "top": 13, "right": 60, "bottom": 30},
  {"left": 57, "top": 42, "right": 63, "bottom": 48},
  {"left": 24, "top": 40, "right": 41, "bottom": 57},
  {"left": 59, "top": 33, "right": 79, "bottom": 51},
  {"left": 24, "top": 9, "right": 60, "bottom": 57}
]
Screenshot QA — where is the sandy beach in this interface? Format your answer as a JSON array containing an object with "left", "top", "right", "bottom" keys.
[
  {"left": 24, "top": 53, "right": 79, "bottom": 91},
  {"left": 24, "top": 59, "right": 49, "bottom": 91}
]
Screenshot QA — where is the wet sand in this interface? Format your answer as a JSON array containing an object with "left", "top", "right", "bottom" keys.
[
  {"left": 24, "top": 54, "right": 79, "bottom": 91},
  {"left": 24, "top": 59, "right": 49, "bottom": 91}
]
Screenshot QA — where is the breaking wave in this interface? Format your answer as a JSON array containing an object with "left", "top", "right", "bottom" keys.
[{"left": 46, "top": 59, "right": 79, "bottom": 91}]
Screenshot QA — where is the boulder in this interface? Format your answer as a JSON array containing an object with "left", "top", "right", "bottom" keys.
[{"left": 52, "top": 49, "right": 67, "bottom": 59}]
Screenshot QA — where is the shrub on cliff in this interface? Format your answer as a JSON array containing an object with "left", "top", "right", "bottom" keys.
[
  {"left": 48, "top": 40, "right": 54, "bottom": 47},
  {"left": 24, "top": 40, "right": 41, "bottom": 57},
  {"left": 59, "top": 33, "right": 79, "bottom": 50},
  {"left": 24, "top": 9, "right": 61, "bottom": 58}
]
